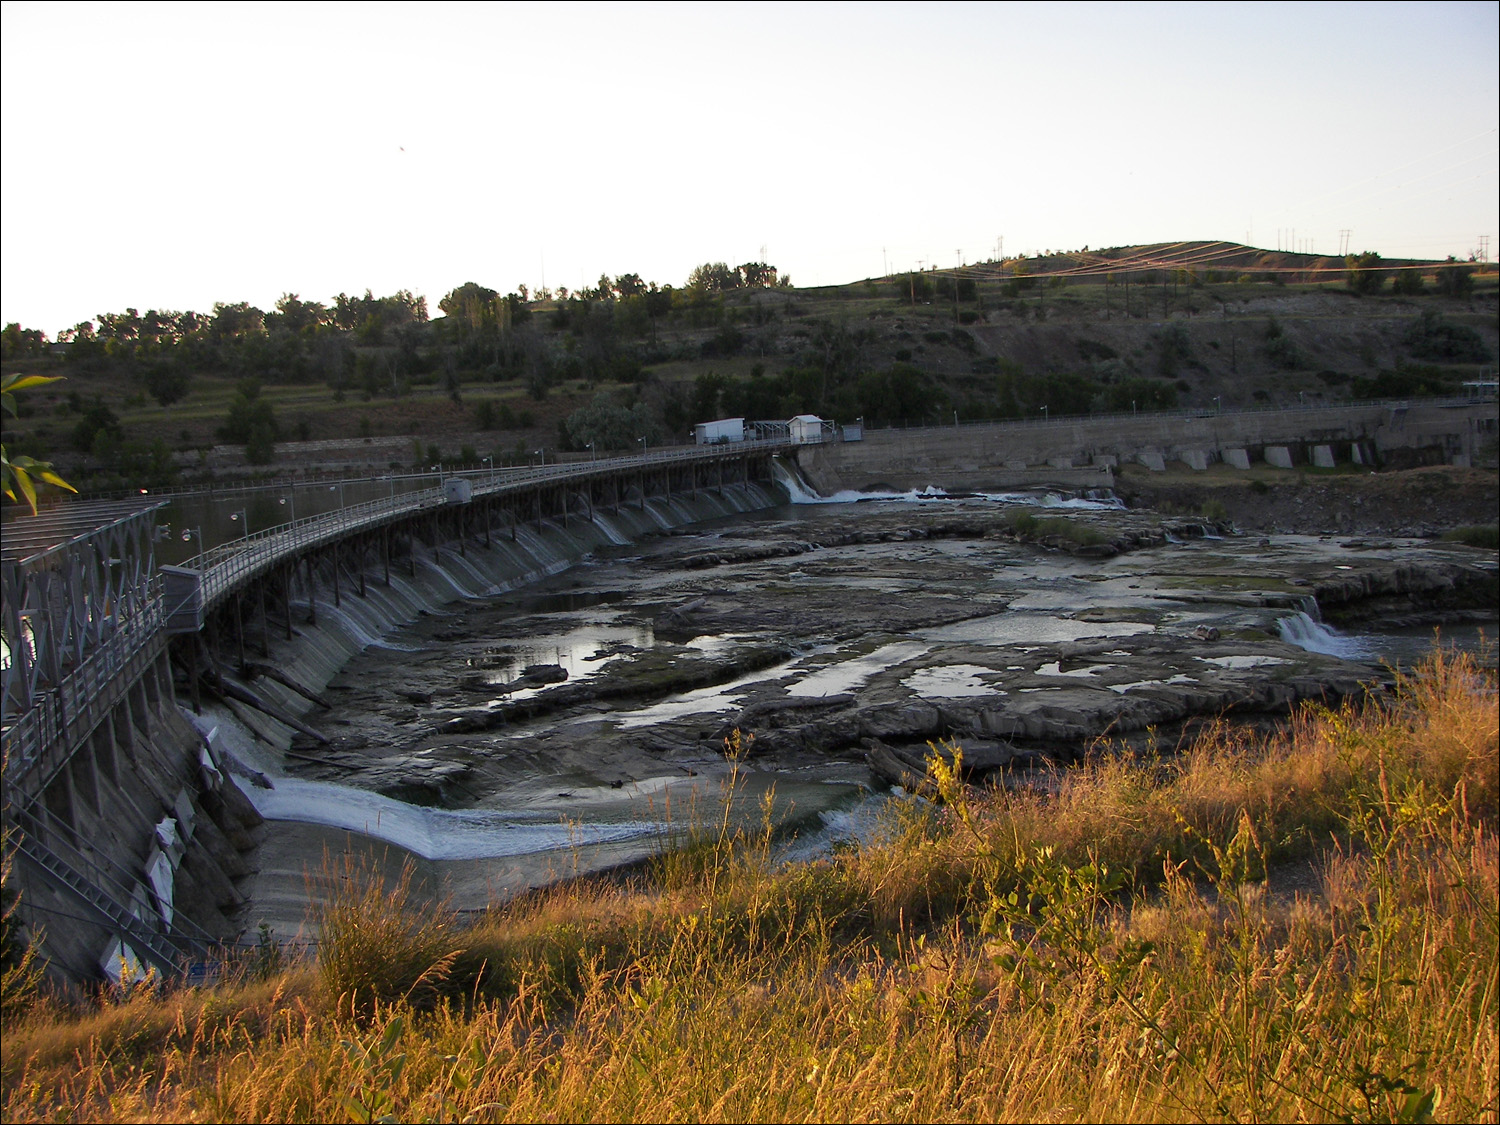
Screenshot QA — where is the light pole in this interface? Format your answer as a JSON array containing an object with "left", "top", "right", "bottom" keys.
[
  {"left": 535, "top": 448, "right": 545, "bottom": 467},
  {"left": 638, "top": 436, "right": 646, "bottom": 457},
  {"left": 179, "top": 526, "right": 203, "bottom": 558},
  {"left": 329, "top": 480, "right": 347, "bottom": 506},
  {"left": 481, "top": 455, "right": 494, "bottom": 483},
  {"left": 1041, "top": 405, "right": 1049, "bottom": 423},
  {"left": 586, "top": 441, "right": 596, "bottom": 462},
  {"left": 228, "top": 509, "right": 250, "bottom": 541},
  {"left": 1213, "top": 395, "right": 1221, "bottom": 415},
  {"left": 279, "top": 489, "right": 297, "bottom": 524}
]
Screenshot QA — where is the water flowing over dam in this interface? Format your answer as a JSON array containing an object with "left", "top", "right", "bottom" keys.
[{"left": 5, "top": 414, "right": 1494, "bottom": 984}]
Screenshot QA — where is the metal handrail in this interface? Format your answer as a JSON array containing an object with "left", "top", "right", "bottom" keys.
[
  {"left": 16, "top": 798, "right": 223, "bottom": 950},
  {"left": 3, "top": 597, "right": 166, "bottom": 784},
  {"left": 175, "top": 439, "right": 794, "bottom": 611}
]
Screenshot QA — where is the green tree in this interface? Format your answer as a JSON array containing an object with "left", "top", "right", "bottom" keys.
[
  {"left": 143, "top": 363, "right": 191, "bottom": 407},
  {"left": 439, "top": 281, "right": 500, "bottom": 333},
  {"left": 1392, "top": 269, "right": 1424, "bottom": 296},
  {"left": 687, "top": 262, "right": 741, "bottom": 292},
  {"left": 1435, "top": 259, "right": 1475, "bottom": 298},
  {"left": 564, "top": 392, "right": 659, "bottom": 451},
  {"left": 218, "top": 378, "right": 280, "bottom": 461},
  {"left": 0, "top": 323, "right": 48, "bottom": 361},
  {"left": 1345, "top": 251, "right": 1386, "bottom": 295}
]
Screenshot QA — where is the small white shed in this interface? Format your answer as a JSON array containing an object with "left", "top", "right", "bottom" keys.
[
  {"left": 788, "top": 415, "right": 826, "bottom": 444},
  {"left": 694, "top": 417, "right": 745, "bottom": 444}
]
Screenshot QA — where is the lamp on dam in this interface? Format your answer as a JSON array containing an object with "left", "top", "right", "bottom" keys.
[
  {"left": 481, "top": 455, "right": 494, "bottom": 483},
  {"left": 229, "top": 509, "right": 249, "bottom": 539}
]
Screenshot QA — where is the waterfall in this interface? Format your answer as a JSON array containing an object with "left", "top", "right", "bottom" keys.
[
  {"left": 310, "top": 600, "right": 416, "bottom": 652},
  {"left": 1277, "top": 610, "right": 1371, "bottom": 659}
]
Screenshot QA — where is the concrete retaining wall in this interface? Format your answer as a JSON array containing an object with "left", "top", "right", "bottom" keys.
[{"left": 795, "top": 401, "right": 1496, "bottom": 492}]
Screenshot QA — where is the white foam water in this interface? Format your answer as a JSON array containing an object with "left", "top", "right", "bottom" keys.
[
  {"left": 1277, "top": 610, "right": 1372, "bottom": 659},
  {"left": 246, "top": 775, "right": 666, "bottom": 861}
]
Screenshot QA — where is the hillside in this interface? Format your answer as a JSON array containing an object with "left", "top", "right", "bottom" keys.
[{"left": 1, "top": 244, "right": 1495, "bottom": 491}]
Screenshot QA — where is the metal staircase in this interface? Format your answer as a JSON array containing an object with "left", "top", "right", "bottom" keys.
[{"left": 11, "top": 802, "right": 222, "bottom": 982}]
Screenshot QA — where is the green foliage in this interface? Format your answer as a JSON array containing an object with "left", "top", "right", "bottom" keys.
[
  {"left": 856, "top": 362, "right": 934, "bottom": 425},
  {"left": 69, "top": 397, "right": 123, "bottom": 453},
  {"left": 1345, "top": 251, "right": 1387, "bottom": 294},
  {"left": 142, "top": 362, "right": 190, "bottom": 407},
  {"left": 564, "top": 392, "right": 658, "bottom": 452},
  {"left": 1075, "top": 338, "right": 1118, "bottom": 362},
  {"left": 1434, "top": 260, "right": 1475, "bottom": 298},
  {"left": 1392, "top": 269, "right": 1424, "bottom": 296},
  {"left": 1262, "top": 318, "right": 1301, "bottom": 369},
  {"left": 1441, "top": 524, "right": 1499, "bottom": 548},
  {"left": 1401, "top": 310, "right": 1494, "bottom": 363},
  {"left": 995, "top": 362, "right": 1096, "bottom": 418},
  {"left": 1155, "top": 323, "right": 1193, "bottom": 376},
  {"left": 1005, "top": 509, "right": 1106, "bottom": 546},
  {"left": 1351, "top": 362, "right": 1462, "bottom": 399},
  {"left": 218, "top": 378, "right": 279, "bottom": 463},
  {"left": 2, "top": 373, "right": 76, "bottom": 512},
  {"left": 1, "top": 323, "right": 49, "bottom": 361}
]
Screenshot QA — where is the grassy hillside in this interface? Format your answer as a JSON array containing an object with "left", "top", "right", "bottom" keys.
[
  {"left": 2, "top": 244, "right": 1495, "bottom": 493},
  {"left": 3, "top": 648, "right": 1495, "bottom": 1122}
]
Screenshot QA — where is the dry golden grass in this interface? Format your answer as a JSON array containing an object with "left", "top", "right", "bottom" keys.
[{"left": 3, "top": 648, "right": 1496, "bottom": 1123}]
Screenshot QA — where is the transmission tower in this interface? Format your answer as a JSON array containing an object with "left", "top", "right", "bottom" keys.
[
  {"left": 1338, "top": 229, "right": 1351, "bottom": 256},
  {"left": 1480, "top": 235, "right": 1491, "bottom": 263}
]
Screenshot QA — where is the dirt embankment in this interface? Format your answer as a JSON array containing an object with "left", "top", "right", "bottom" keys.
[{"left": 1114, "top": 465, "right": 1499, "bottom": 537}]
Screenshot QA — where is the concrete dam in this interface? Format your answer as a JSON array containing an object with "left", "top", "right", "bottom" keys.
[{"left": 1, "top": 398, "right": 1491, "bottom": 985}]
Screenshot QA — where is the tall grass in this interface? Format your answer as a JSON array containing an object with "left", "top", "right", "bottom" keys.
[{"left": 2, "top": 648, "right": 1495, "bottom": 1123}]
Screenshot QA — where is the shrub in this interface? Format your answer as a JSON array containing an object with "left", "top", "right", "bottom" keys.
[
  {"left": 1442, "top": 524, "right": 1499, "bottom": 549},
  {"left": 314, "top": 853, "right": 463, "bottom": 1017},
  {"left": 1402, "top": 310, "right": 1494, "bottom": 363}
]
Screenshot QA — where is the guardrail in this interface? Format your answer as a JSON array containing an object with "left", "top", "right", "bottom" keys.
[
  {"left": 173, "top": 439, "right": 793, "bottom": 610},
  {"left": 3, "top": 598, "right": 166, "bottom": 791},
  {"left": 7, "top": 439, "right": 795, "bottom": 794}
]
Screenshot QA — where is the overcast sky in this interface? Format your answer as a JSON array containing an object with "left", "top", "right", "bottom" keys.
[{"left": 2, "top": 0, "right": 1495, "bottom": 335}]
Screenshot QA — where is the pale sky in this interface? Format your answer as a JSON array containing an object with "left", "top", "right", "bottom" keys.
[{"left": 2, "top": 1, "right": 1495, "bottom": 336}]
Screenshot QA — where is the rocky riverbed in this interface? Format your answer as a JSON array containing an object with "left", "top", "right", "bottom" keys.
[
  {"left": 227, "top": 486, "right": 1497, "bottom": 937},
  {"left": 271, "top": 497, "right": 1494, "bottom": 809}
]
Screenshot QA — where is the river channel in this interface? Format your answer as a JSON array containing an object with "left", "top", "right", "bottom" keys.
[{"left": 201, "top": 477, "right": 1495, "bottom": 940}]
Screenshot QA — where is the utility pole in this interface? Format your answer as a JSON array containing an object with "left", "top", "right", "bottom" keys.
[
  {"left": 1339, "top": 229, "right": 1351, "bottom": 257},
  {"left": 1480, "top": 235, "right": 1491, "bottom": 263},
  {"left": 954, "top": 250, "right": 961, "bottom": 322}
]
